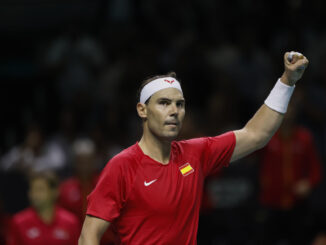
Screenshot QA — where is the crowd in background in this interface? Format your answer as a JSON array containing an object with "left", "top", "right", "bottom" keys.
[{"left": 1, "top": 0, "right": 326, "bottom": 244}]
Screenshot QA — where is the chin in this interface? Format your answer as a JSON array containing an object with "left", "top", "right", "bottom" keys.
[{"left": 161, "top": 132, "right": 179, "bottom": 141}]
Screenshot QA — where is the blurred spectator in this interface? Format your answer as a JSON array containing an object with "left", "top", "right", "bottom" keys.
[
  {"left": 52, "top": 108, "right": 77, "bottom": 178},
  {"left": 58, "top": 139, "right": 117, "bottom": 245},
  {"left": 258, "top": 100, "right": 323, "bottom": 244},
  {"left": 6, "top": 172, "right": 80, "bottom": 245},
  {"left": 58, "top": 138, "right": 99, "bottom": 221},
  {"left": 0, "top": 124, "right": 66, "bottom": 173}
]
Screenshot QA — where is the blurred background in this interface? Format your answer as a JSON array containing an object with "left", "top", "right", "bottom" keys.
[{"left": 1, "top": 0, "right": 326, "bottom": 244}]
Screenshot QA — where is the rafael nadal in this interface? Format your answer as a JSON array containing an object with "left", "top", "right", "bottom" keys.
[{"left": 79, "top": 51, "right": 309, "bottom": 245}]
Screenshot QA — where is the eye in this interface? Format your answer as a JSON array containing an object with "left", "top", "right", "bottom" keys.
[
  {"left": 176, "top": 101, "right": 185, "bottom": 108},
  {"left": 159, "top": 100, "right": 169, "bottom": 105}
]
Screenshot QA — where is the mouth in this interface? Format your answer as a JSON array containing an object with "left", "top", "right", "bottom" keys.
[{"left": 165, "top": 121, "right": 179, "bottom": 127}]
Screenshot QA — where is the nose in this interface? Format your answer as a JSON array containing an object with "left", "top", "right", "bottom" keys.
[{"left": 169, "top": 103, "right": 178, "bottom": 116}]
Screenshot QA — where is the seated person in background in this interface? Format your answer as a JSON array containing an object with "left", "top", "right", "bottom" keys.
[
  {"left": 58, "top": 139, "right": 117, "bottom": 245},
  {"left": 59, "top": 139, "right": 99, "bottom": 221},
  {"left": 6, "top": 172, "right": 80, "bottom": 245}
]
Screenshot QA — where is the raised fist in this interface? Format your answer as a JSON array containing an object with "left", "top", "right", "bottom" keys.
[{"left": 281, "top": 51, "right": 309, "bottom": 86}]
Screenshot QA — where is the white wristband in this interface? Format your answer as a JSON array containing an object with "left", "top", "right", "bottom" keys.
[{"left": 264, "top": 79, "right": 295, "bottom": 114}]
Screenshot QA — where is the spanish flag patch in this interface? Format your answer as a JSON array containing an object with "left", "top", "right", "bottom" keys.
[{"left": 179, "top": 163, "right": 194, "bottom": 176}]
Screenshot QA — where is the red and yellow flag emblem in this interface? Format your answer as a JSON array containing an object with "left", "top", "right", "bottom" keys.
[{"left": 179, "top": 163, "right": 194, "bottom": 176}]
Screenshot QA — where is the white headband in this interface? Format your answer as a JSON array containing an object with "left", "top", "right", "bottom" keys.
[{"left": 140, "top": 77, "right": 183, "bottom": 103}]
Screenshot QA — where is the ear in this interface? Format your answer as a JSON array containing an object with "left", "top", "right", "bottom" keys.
[{"left": 136, "top": 103, "right": 147, "bottom": 120}]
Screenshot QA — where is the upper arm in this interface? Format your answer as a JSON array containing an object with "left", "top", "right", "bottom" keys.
[
  {"left": 230, "top": 128, "right": 261, "bottom": 163},
  {"left": 184, "top": 133, "right": 235, "bottom": 176},
  {"left": 79, "top": 215, "right": 110, "bottom": 245},
  {"left": 231, "top": 104, "right": 284, "bottom": 163}
]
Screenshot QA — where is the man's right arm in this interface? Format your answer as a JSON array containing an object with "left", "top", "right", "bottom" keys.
[{"left": 78, "top": 215, "right": 110, "bottom": 245}]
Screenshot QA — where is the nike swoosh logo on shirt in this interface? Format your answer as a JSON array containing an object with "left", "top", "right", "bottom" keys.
[{"left": 144, "top": 179, "right": 158, "bottom": 186}]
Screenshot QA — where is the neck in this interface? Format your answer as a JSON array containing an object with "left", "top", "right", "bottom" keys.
[
  {"left": 37, "top": 204, "right": 55, "bottom": 224},
  {"left": 138, "top": 131, "right": 172, "bottom": 165}
]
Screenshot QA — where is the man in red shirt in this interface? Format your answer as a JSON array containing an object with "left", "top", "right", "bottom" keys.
[
  {"left": 7, "top": 172, "right": 80, "bottom": 245},
  {"left": 79, "top": 52, "right": 309, "bottom": 245}
]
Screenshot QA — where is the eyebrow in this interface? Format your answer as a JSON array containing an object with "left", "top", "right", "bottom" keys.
[
  {"left": 157, "top": 98, "right": 185, "bottom": 102},
  {"left": 157, "top": 97, "right": 186, "bottom": 103}
]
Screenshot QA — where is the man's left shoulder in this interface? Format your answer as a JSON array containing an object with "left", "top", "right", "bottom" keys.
[
  {"left": 173, "top": 137, "right": 207, "bottom": 152},
  {"left": 175, "top": 131, "right": 235, "bottom": 149}
]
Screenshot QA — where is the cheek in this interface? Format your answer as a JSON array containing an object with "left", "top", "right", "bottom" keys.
[
  {"left": 179, "top": 109, "right": 186, "bottom": 121},
  {"left": 148, "top": 116, "right": 162, "bottom": 130},
  {"left": 148, "top": 108, "right": 165, "bottom": 125}
]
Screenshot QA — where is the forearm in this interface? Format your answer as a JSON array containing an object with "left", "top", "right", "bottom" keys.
[
  {"left": 244, "top": 103, "right": 284, "bottom": 147},
  {"left": 245, "top": 52, "right": 309, "bottom": 144},
  {"left": 231, "top": 51, "right": 309, "bottom": 162},
  {"left": 78, "top": 215, "right": 110, "bottom": 245},
  {"left": 78, "top": 234, "right": 101, "bottom": 245},
  {"left": 244, "top": 73, "right": 297, "bottom": 145}
]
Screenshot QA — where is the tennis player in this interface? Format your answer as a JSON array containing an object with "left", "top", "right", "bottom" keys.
[{"left": 79, "top": 51, "right": 309, "bottom": 245}]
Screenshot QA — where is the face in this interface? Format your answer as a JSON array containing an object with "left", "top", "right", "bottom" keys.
[
  {"left": 28, "top": 178, "right": 57, "bottom": 210},
  {"left": 140, "top": 88, "right": 185, "bottom": 141}
]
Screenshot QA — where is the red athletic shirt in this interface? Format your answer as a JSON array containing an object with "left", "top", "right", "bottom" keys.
[
  {"left": 87, "top": 132, "right": 236, "bottom": 245},
  {"left": 7, "top": 206, "right": 80, "bottom": 245}
]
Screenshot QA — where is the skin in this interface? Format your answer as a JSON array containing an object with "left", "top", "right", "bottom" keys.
[
  {"left": 78, "top": 51, "right": 309, "bottom": 245},
  {"left": 28, "top": 178, "right": 58, "bottom": 224},
  {"left": 137, "top": 87, "right": 185, "bottom": 164},
  {"left": 231, "top": 52, "right": 309, "bottom": 162}
]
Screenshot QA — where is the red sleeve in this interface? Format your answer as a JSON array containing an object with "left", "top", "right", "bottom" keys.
[
  {"left": 181, "top": 132, "right": 236, "bottom": 177},
  {"left": 202, "top": 131, "right": 236, "bottom": 176},
  {"left": 86, "top": 157, "right": 126, "bottom": 223}
]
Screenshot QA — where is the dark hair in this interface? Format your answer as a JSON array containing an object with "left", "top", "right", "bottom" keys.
[
  {"left": 28, "top": 171, "right": 59, "bottom": 190},
  {"left": 137, "top": 72, "right": 178, "bottom": 104}
]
